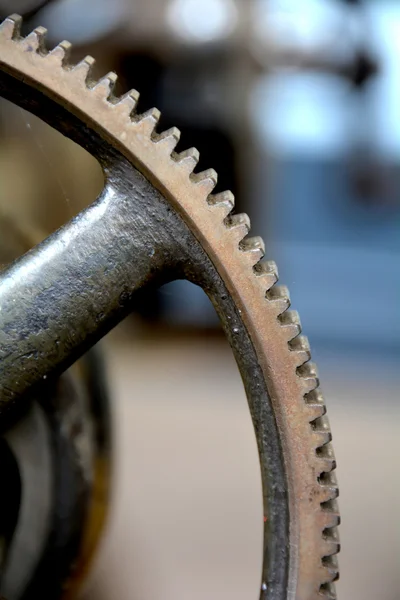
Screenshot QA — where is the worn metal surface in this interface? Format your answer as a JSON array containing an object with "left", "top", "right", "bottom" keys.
[
  {"left": 0, "top": 167, "right": 172, "bottom": 415},
  {"left": 0, "top": 15, "right": 339, "bottom": 600}
]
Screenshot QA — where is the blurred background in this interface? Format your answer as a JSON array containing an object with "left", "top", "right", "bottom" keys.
[{"left": 0, "top": 1, "right": 399, "bottom": 599}]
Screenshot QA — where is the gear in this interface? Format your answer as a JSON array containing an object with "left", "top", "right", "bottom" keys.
[{"left": 0, "top": 14, "right": 339, "bottom": 600}]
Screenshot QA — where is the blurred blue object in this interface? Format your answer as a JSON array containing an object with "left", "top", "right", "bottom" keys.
[
  {"left": 162, "top": 280, "right": 219, "bottom": 327},
  {"left": 38, "top": 0, "right": 129, "bottom": 45},
  {"left": 251, "top": 1, "right": 400, "bottom": 351},
  {"left": 266, "top": 159, "right": 400, "bottom": 349}
]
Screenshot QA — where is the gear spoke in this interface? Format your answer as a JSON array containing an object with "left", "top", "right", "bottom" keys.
[{"left": 0, "top": 172, "right": 181, "bottom": 412}]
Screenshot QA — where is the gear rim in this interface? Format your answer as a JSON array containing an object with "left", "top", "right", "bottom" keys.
[{"left": 0, "top": 14, "right": 339, "bottom": 600}]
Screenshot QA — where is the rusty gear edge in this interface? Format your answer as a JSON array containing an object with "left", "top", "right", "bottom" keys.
[{"left": 0, "top": 14, "right": 339, "bottom": 600}]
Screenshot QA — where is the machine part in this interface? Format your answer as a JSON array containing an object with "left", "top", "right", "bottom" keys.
[
  {"left": 0, "top": 353, "right": 111, "bottom": 599},
  {"left": 0, "top": 14, "right": 339, "bottom": 600},
  {"left": 1, "top": 401, "right": 53, "bottom": 599}
]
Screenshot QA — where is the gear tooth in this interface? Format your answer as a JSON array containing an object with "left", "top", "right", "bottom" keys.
[
  {"left": 297, "top": 360, "right": 318, "bottom": 379},
  {"left": 319, "top": 469, "right": 338, "bottom": 489},
  {"left": 319, "top": 582, "right": 337, "bottom": 600},
  {"left": 208, "top": 191, "right": 235, "bottom": 218},
  {"left": 266, "top": 285, "right": 291, "bottom": 315},
  {"left": 322, "top": 554, "right": 340, "bottom": 582},
  {"left": 174, "top": 147, "right": 200, "bottom": 174},
  {"left": 322, "top": 497, "right": 340, "bottom": 514},
  {"left": 320, "top": 508, "right": 340, "bottom": 530},
  {"left": 225, "top": 213, "right": 251, "bottom": 242},
  {"left": 279, "top": 309, "right": 301, "bottom": 340},
  {"left": 21, "top": 26, "right": 47, "bottom": 53},
  {"left": 314, "top": 434, "right": 333, "bottom": 456},
  {"left": 135, "top": 107, "right": 161, "bottom": 135},
  {"left": 289, "top": 334, "right": 311, "bottom": 366},
  {"left": 114, "top": 89, "right": 139, "bottom": 116},
  {"left": 312, "top": 416, "right": 332, "bottom": 448},
  {"left": 305, "top": 389, "right": 326, "bottom": 421},
  {"left": 318, "top": 482, "right": 339, "bottom": 506},
  {"left": 321, "top": 529, "right": 340, "bottom": 558},
  {"left": 297, "top": 360, "right": 319, "bottom": 393},
  {"left": 92, "top": 72, "right": 118, "bottom": 98},
  {"left": 191, "top": 169, "right": 218, "bottom": 194},
  {"left": 153, "top": 127, "right": 181, "bottom": 152},
  {"left": 72, "top": 55, "right": 96, "bottom": 84},
  {"left": 240, "top": 236, "right": 265, "bottom": 265},
  {"left": 0, "top": 14, "right": 22, "bottom": 39},
  {"left": 254, "top": 260, "right": 278, "bottom": 291},
  {"left": 320, "top": 499, "right": 340, "bottom": 528},
  {"left": 316, "top": 442, "right": 336, "bottom": 474},
  {"left": 48, "top": 40, "right": 72, "bottom": 65}
]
